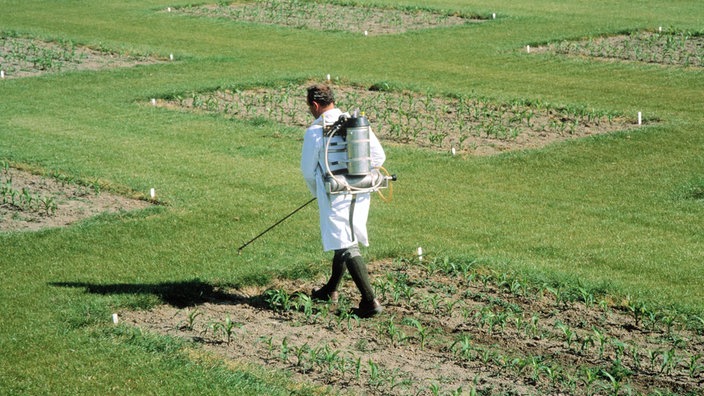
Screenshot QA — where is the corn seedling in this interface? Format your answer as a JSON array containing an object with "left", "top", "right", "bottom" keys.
[
  {"left": 450, "top": 335, "right": 474, "bottom": 361},
  {"left": 183, "top": 308, "right": 202, "bottom": 330},
  {"left": 422, "top": 294, "right": 442, "bottom": 314},
  {"left": 344, "top": 311, "right": 360, "bottom": 331},
  {"left": 367, "top": 359, "right": 381, "bottom": 387},
  {"left": 212, "top": 315, "right": 241, "bottom": 345},
  {"left": 624, "top": 295, "right": 648, "bottom": 328},
  {"left": 661, "top": 315, "right": 678, "bottom": 336},
  {"left": 660, "top": 348, "right": 679, "bottom": 374},
  {"left": 541, "top": 364, "right": 562, "bottom": 388},
  {"left": 258, "top": 336, "right": 275, "bottom": 356},
  {"left": 40, "top": 196, "right": 57, "bottom": 215},
  {"left": 427, "top": 383, "right": 441, "bottom": 396},
  {"left": 577, "top": 285, "right": 596, "bottom": 308},
  {"left": 687, "top": 353, "right": 702, "bottom": 378},
  {"left": 599, "top": 369, "right": 625, "bottom": 396},
  {"left": 264, "top": 288, "right": 292, "bottom": 312},
  {"left": 402, "top": 317, "right": 430, "bottom": 349},
  {"left": 292, "top": 343, "right": 311, "bottom": 370},
  {"left": 354, "top": 357, "right": 362, "bottom": 381},
  {"left": 627, "top": 344, "right": 642, "bottom": 370},
  {"left": 279, "top": 336, "right": 290, "bottom": 362},
  {"left": 319, "top": 345, "right": 341, "bottom": 374},
  {"left": 648, "top": 349, "right": 663, "bottom": 369},
  {"left": 592, "top": 327, "right": 608, "bottom": 359},
  {"left": 580, "top": 334, "right": 595, "bottom": 353},
  {"left": 556, "top": 322, "right": 576, "bottom": 350}
]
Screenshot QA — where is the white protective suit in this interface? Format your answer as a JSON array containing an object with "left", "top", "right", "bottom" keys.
[{"left": 301, "top": 108, "right": 386, "bottom": 252}]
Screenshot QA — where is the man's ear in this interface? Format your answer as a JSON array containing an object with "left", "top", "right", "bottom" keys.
[{"left": 310, "top": 101, "right": 321, "bottom": 114}]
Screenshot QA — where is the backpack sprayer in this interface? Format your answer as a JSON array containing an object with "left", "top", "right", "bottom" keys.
[
  {"left": 322, "top": 111, "right": 396, "bottom": 196},
  {"left": 237, "top": 110, "right": 396, "bottom": 254}
]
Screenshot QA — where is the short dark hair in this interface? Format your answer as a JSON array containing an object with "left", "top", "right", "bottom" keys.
[{"left": 306, "top": 84, "right": 335, "bottom": 106}]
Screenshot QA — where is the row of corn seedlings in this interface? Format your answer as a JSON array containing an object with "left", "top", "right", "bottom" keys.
[
  {"left": 1, "top": 32, "right": 160, "bottom": 79},
  {"left": 175, "top": 306, "right": 425, "bottom": 394},
  {"left": 167, "top": 253, "right": 702, "bottom": 394},
  {"left": 263, "top": 287, "right": 364, "bottom": 330},
  {"left": 0, "top": 162, "right": 57, "bottom": 215},
  {"left": 176, "top": 308, "right": 244, "bottom": 345},
  {"left": 166, "top": 83, "right": 631, "bottom": 152},
  {"left": 0, "top": 34, "right": 85, "bottom": 74},
  {"left": 155, "top": 251, "right": 701, "bottom": 394},
  {"left": 273, "top": 257, "right": 701, "bottom": 393},
  {"left": 378, "top": 256, "right": 703, "bottom": 393},
  {"left": 547, "top": 28, "right": 704, "bottom": 67},
  {"left": 259, "top": 335, "right": 422, "bottom": 394},
  {"left": 172, "top": 0, "right": 474, "bottom": 35}
]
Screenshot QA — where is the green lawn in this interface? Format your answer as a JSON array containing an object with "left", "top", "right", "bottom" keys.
[{"left": 1, "top": 0, "right": 703, "bottom": 393}]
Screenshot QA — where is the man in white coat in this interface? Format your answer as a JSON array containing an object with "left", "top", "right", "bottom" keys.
[{"left": 301, "top": 84, "right": 385, "bottom": 318}]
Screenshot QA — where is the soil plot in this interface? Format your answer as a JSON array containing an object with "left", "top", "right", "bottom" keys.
[
  {"left": 532, "top": 29, "right": 704, "bottom": 68},
  {"left": 159, "top": 82, "right": 639, "bottom": 155},
  {"left": 0, "top": 34, "right": 161, "bottom": 79},
  {"left": 122, "top": 257, "right": 704, "bottom": 395},
  {"left": 0, "top": 166, "right": 152, "bottom": 232},
  {"left": 170, "top": 1, "right": 479, "bottom": 36}
]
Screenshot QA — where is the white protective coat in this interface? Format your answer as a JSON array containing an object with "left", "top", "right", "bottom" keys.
[{"left": 301, "top": 108, "right": 386, "bottom": 251}]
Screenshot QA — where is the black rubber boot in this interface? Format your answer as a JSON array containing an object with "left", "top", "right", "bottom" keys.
[
  {"left": 346, "top": 255, "right": 383, "bottom": 317},
  {"left": 311, "top": 250, "right": 346, "bottom": 302},
  {"left": 355, "top": 298, "right": 383, "bottom": 318}
]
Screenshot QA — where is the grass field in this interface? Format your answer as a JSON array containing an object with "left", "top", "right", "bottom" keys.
[{"left": 1, "top": 0, "right": 703, "bottom": 394}]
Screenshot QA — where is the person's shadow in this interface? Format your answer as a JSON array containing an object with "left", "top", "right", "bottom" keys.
[{"left": 49, "top": 279, "right": 265, "bottom": 309}]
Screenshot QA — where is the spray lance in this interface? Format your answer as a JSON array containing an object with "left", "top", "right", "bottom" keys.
[{"left": 237, "top": 111, "right": 396, "bottom": 254}]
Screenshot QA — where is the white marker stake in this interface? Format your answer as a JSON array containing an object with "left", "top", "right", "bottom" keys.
[
  {"left": 659, "top": 26, "right": 662, "bottom": 33},
  {"left": 167, "top": 7, "right": 172, "bottom": 12},
  {"left": 0, "top": 70, "right": 4, "bottom": 79},
  {"left": 151, "top": 98, "right": 157, "bottom": 106},
  {"left": 112, "top": 313, "right": 119, "bottom": 324},
  {"left": 492, "top": 13, "right": 496, "bottom": 19},
  {"left": 150, "top": 188, "right": 156, "bottom": 199},
  {"left": 364, "top": 30, "right": 368, "bottom": 36},
  {"left": 526, "top": 45, "right": 531, "bottom": 53},
  {"left": 169, "top": 53, "right": 174, "bottom": 61},
  {"left": 638, "top": 112, "right": 642, "bottom": 125},
  {"left": 451, "top": 147, "right": 456, "bottom": 156},
  {"left": 417, "top": 247, "right": 423, "bottom": 262},
  {"left": 326, "top": 74, "right": 330, "bottom": 81}
]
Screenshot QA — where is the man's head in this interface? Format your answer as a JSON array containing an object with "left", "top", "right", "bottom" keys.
[{"left": 306, "top": 84, "right": 335, "bottom": 118}]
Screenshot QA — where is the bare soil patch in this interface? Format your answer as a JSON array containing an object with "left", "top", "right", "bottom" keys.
[
  {"left": 121, "top": 258, "right": 704, "bottom": 395},
  {"left": 0, "top": 34, "right": 162, "bottom": 79},
  {"left": 170, "top": 1, "right": 480, "bottom": 36},
  {"left": 0, "top": 166, "right": 152, "bottom": 232},
  {"left": 158, "top": 82, "right": 639, "bottom": 156},
  {"left": 531, "top": 29, "right": 704, "bottom": 68}
]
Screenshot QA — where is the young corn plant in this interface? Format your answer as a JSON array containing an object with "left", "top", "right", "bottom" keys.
[
  {"left": 593, "top": 327, "right": 608, "bottom": 359},
  {"left": 556, "top": 322, "right": 577, "bottom": 350},
  {"left": 264, "top": 288, "right": 292, "bottom": 312},
  {"left": 292, "top": 343, "right": 311, "bottom": 370},
  {"left": 182, "top": 308, "right": 202, "bottom": 330},
  {"left": 212, "top": 315, "right": 241, "bottom": 345},
  {"left": 450, "top": 334, "right": 475, "bottom": 361},
  {"left": 687, "top": 353, "right": 703, "bottom": 378},
  {"left": 402, "top": 317, "right": 430, "bottom": 349}
]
